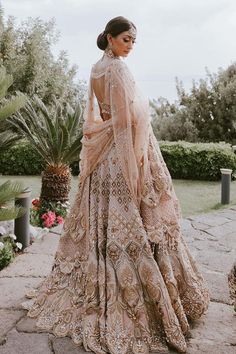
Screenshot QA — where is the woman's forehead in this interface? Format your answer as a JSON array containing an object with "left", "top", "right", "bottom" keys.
[{"left": 120, "top": 30, "right": 136, "bottom": 39}]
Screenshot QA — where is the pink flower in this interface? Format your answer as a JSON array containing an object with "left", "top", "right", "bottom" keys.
[
  {"left": 41, "top": 211, "right": 56, "bottom": 222},
  {"left": 56, "top": 216, "right": 64, "bottom": 224},
  {"left": 43, "top": 219, "right": 54, "bottom": 228},
  {"left": 41, "top": 211, "right": 56, "bottom": 228}
]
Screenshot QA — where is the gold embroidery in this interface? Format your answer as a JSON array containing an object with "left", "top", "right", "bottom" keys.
[{"left": 27, "top": 134, "right": 209, "bottom": 354}]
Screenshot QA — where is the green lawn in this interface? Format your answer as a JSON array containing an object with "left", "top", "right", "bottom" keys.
[
  {"left": 0, "top": 175, "right": 236, "bottom": 218},
  {"left": 173, "top": 179, "right": 236, "bottom": 217}
]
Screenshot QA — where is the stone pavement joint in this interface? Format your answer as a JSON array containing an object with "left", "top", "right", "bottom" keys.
[{"left": 0, "top": 209, "right": 236, "bottom": 353}]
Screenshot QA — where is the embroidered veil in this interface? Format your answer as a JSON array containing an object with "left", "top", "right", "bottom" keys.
[{"left": 79, "top": 54, "right": 151, "bottom": 208}]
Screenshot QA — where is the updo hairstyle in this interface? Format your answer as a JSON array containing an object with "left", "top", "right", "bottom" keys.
[{"left": 97, "top": 16, "right": 136, "bottom": 50}]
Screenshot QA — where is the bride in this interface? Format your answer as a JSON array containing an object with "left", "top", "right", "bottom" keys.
[{"left": 27, "top": 16, "right": 210, "bottom": 354}]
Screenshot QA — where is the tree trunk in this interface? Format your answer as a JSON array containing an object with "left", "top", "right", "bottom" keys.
[{"left": 40, "top": 165, "right": 71, "bottom": 202}]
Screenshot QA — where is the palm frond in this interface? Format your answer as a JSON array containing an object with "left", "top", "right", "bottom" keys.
[
  {"left": 0, "top": 131, "right": 22, "bottom": 151},
  {"left": 7, "top": 95, "right": 83, "bottom": 166},
  {"left": 0, "top": 181, "right": 26, "bottom": 206},
  {"left": 0, "top": 93, "right": 27, "bottom": 121},
  {"left": 0, "top": 206, "right": 25, "bottom": 221},
  {"left": 0, "top": 66, "right": 13, "bottom": 99},
  {"left": 68, "top": 103, "right": 82, "bottom": 134},
  {"left": 62, "top": 135, "right": 83, "bottom": 163}
]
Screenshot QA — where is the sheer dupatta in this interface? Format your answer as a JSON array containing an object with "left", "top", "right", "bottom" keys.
[
  {"left": 79, "top": 55, "right": 151, "bottom": 209},
  {"left": 109, "top": 59, "right": 151, "bottom": 207}
]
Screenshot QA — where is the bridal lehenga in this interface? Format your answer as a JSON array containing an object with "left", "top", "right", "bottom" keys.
[{"left": 27, "top": 52, "right": 210, "bottom": 353}]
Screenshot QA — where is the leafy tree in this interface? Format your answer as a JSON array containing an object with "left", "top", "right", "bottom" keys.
[
  {"left": 176, "top": 70, "right": 236, "bottom": 143},
  {"left": 0, "top": 7, "right": 85, "bottom": 107},
  {"left": 150, "top": 96, "right": 199, "bottom": 142},
  {"left": 0, "top": 4, "right": 4, "bottom": 36},
  {"left": 151, "top": 64, "right": 236, "bottom": 144}
]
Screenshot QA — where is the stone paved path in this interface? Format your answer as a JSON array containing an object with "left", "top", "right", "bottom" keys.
[{"left": 0, "top": 207, "right": 236, "bottom": 353}]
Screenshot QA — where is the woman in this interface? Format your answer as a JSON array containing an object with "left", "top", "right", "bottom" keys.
[{"left": 27, "top": 16, "right": 210, "bottom": 354}]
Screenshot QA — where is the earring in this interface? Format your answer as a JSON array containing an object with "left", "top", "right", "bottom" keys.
[{"left": 105, "top": 42, "right": 116, "bottom": 58}]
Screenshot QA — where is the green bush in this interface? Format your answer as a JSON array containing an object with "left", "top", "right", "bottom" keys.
[
  {"left": 0, "top": 141, "right": 44, "bottom": 175},
  {"left": 159, "top": 140, "right": 236, "bottom": 180},
  {"left": 0, "top": 240, "right": 14, "bottom": 270},
  {"left": 0, "top": 141, "right": 80, "bottom": 176},
  {"left": 1, "top": 140, "right": 236, "bottom": 181},
  {"left": 0, "top": 234, "right": 22, "bottom": 270}
]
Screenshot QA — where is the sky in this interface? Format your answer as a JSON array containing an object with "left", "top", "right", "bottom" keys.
[{"left": 1, "top": 0, "right": 236, "bottom": 102}]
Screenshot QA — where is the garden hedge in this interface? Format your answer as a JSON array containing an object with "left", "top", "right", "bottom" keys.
[
  {"left": 158, "top": 140, "right": 236, "bottom": 180},
  {"left": 1, "top": 140, "right": 236, "bottom": 181}
]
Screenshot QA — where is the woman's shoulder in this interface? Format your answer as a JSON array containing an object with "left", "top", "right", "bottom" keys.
[
  {"left": 108, "top": 59, "right": 133, "bottom": 81},
  {"left": 90, "top": 57, "right": 129, "bottom": 79},
  {"left": 109, "top": 58, "right": 128, "bottom": 70}
]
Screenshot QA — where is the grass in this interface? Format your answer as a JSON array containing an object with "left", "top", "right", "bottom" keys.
[
  {"left": 173, "top": 179, "right": 236, "bottom": 217},
  {"left": 0, "top": 175, "right": 236, "bottom": 218}
]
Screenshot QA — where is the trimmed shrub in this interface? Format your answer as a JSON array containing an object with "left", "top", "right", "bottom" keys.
[
  {"left": 0, "top": 141, "right": 44, "bottom": 175},
  {"left": 1, "top": 140, "right": 236, "bottom": 181},
  {"left": 159, "top": 140, "right": 236, "bottom": 180}
]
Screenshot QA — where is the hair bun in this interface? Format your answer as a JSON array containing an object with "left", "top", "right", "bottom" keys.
[{"left": 97, "top": 31, "right": 108, "bottom": 50}]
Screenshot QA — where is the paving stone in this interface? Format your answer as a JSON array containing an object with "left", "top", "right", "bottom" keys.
[
  {"left": 187, "top": 301, "right": 236, "bottom": 353},
  {"left": 182, "top": 227, "right": 206, "bottom": 244},
  {"left": 0, "top": 310, "right": 24, "bottom": 339},
  {"left": 0, "top": 253, "right": 54, "bottom": 278},
  {"left": 24, "top": 233, "right": 60, "bottom": 256},
  {"left": 16, "top": 316, "right": 49, "bottom": 334},
  {"left": 1, "top": 209, "right": 236, "bottom": 354},
  {"left": 218, "top": 231, "right": 236, "bottom": 249},
  {"left": 192, "top": 246, "right": 236, "bottom": 273},
  {"left": 0, "top": 277, "right": 42, "bottom": 309},
  {"left": 0, "top": 329, "right": 52, "bottom": 354},
  {"left": 190, "top": 238, "right": 232, "bottom": 253},
  {"left": 185, "top": 227, "right": 218, "bottom": 242},
  {"left": 51, "top": 336, "right": 92, "bottom": 354},
  {"left": 206, "top": 221, "right": 236, "bottom": 238},
  {"left": 201, "top": 268, "right": 232, "bottom": 304},
  {"left": 187, "top": 213, "right": 232, "bottom": 227},
  {"left": 190, "top": 221, "right": 211, "bottom": 231},
  {"left": 51, "top": 336, "right": 171, "bottom": 353},
  {"left": 180, "top": 219, "right": 193, "bottom": 232},
  {"left": 187, "top": 340, "right": 236, "bottom": 353},
  {"left": 218, "top": 209, "right": 236, "bottom": 221}
]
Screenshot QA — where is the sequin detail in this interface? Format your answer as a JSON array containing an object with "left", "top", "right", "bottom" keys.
[{"left": 27, "top": 134, "right": 209, "bottom": 354}]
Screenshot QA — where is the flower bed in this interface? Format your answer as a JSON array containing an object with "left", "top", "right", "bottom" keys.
[
  {"left": 30, "top": 198, "right": 70, "bottom": 229},
  {"left": 0, "top": 227, "right": 22, "bottom": 270}
]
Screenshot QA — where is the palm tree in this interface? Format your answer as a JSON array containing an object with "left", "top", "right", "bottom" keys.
[{"left": 8, "top": 95, "right": 83, "bottom": 202}]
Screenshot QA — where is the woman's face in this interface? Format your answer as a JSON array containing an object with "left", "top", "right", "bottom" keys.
[{"left": 107, "top": 31, "right": 136, "bottom": 57}]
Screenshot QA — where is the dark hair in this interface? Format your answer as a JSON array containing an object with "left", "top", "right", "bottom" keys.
[{"left": 97, "top": 16, "right": 136, "bottom": 50}]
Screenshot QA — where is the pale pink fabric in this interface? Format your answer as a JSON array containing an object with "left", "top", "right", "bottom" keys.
[
  {"left": 80, "top": 53, "right": 150, "bottom": 208},
  {"left": 27, "top": 52, "right": 210, "bottom": 353}
]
